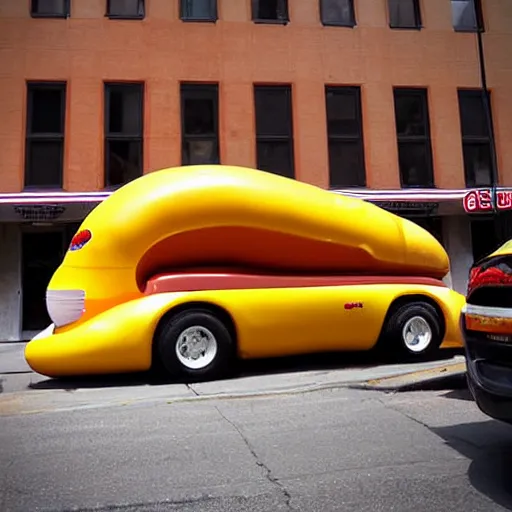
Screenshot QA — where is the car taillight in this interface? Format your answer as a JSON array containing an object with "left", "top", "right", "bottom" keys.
[
  {"left": 69, "top": 229, "right": 92, "bottom": 252},
  {"left": 46, "top": 289, "right": 85, "bottom": 327},
  {"left": 467, "top": 261, "right": 512, "bottom": 297}
]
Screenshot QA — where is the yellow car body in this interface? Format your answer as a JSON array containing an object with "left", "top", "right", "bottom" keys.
[{"left": 25, "top": 165, "right": 465, "bottom": 379}]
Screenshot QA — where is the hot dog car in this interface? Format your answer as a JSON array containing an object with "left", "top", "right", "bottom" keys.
[
  {"left": 25, "top": 165, "right": 465, "bottom": 381},
  {"left": 462, "top": 240, "right": 512, "bottom": 424}
]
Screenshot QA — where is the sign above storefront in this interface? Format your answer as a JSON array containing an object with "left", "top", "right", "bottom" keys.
[
  {"left": 463, "top": 189, "right": 512, "bottom": 213},
  {"left": 372, "top": 201, "right": 439, "bottom": 215}
]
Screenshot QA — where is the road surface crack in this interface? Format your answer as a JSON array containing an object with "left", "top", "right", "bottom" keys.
[
  {"left": 186, "top": 384, "right": 200, "bottom": 396},
  {"left": 215, "top": 406, "right": 296, "bottom": 511}
]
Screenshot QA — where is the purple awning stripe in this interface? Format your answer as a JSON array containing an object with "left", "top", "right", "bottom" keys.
[{"left": 0, "top": 188, "right": 502, "bottom": 205}]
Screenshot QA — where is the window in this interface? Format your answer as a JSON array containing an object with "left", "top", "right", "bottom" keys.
[
  {"left": 180, "top": 84, "right": 220, "bottom": 165},
  {"left": 325, "top": 86, "right": 366, "bottom": 188},
  {"left": 320, "top": 0, "right": 355, "bottom": 27},
  {"left": 451, "top": 0, "right": 483, "bottom": 31},
  {"left": 393, "top": 88, "right": 434, "bottom": 188},
  {"left": 252, "top": 0, "right": 289, "bottom": 24},
  {"left": 31, "top": 0, "right": 70, "bottom": 17},
  {"left": 388, "top": 0, "right": 421, "bottom": 29},
  {"left": 25, "top": 82, "right": 66, "bottom": 189},
  {"left": 458, "top": 89, "right": 494, "bottom": 188},
  {"left": 254, "top": 85, "right": 294, "bottom": 179},
  {"left": 104, "top": 83, "right": 144, "bottom": 188},
  {"left": 106, "top": 0, "right": 144, "bottom": 19},
  {"left": 180, "top": 0, "right": 217, "bottom": 21}
]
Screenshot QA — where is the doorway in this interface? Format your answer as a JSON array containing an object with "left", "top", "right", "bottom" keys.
[{"left": 21, "top": 230, "right": 66, "bottom": 332}]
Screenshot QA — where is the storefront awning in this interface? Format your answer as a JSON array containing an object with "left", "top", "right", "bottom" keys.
[{"left": 0, "top": 187, "right": 496, "bottom": 222}]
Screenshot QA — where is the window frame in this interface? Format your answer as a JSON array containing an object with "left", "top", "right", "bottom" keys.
[
  {"left": 24, "top": 81, "right": 67, "bottom": 190},
  {"left": 393, "top": 87, "right": 435, "bottom": 188},
  {"left": 451, "top": 0, "right": 484, "bottom": 32},
  {"left": 251, "top": 0, "right": 289, "bottom": 25},
  {"left": 104, "top": 82, "right": 144, "bottom": 189},
  {"left": 457, "top": 88, "right": 494, "bottom": 188},
  {"left": 30, "top": 0, "right": 70, "bottom": 18},
  {"left": 180, "top": 0, "right": 218, "bottom": 22},
  {"left": 106, "top": 0, "right": 145, "bottom": 20},
  {"left": 320, "top": 0, "right": 356, "bottom": 28},
  {"left": 388, "top": 0, "right": 422, "bottom": 30},
  {"left": 180, "top": 83, "right": 221, "bottom": 166},
  {"left": 325, "top": 85, "right": 366, "bottom": 188},
  {"left": 254, "top": 84, "right": 295, "bottom": 179}
]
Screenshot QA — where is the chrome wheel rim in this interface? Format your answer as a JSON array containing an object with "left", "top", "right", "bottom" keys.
[
  {"left": 175, "top": 326, "right": 218, "bottom": 370},
  {"left": 402, "top": 316, "right": 433, "bottom": 353}
]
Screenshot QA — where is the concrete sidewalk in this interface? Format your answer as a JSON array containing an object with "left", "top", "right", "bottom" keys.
[
  {"left": 0, "top": 347, "right": 466, "bottom": 416},
  {"left": 0, "top": 342, "right": 31, "bottom": 374}
]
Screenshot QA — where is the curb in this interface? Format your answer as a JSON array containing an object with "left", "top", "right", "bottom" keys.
[{"left": 350, "top": 361, "right": 467, "bottom": 392}]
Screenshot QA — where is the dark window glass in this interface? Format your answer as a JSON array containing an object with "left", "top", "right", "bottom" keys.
[
  {"left": 328, "top": 141, "right": 365, "bottom": 187},
  {"left": 30, "top": 89, "right": 64, "bottom": 134},
  {"left": 388, "top": 0, "right": 421, "bottom": 28},
  {"left": 325, "top": 86, "right": 365, "bottom": 188},
  {"left": 326, "top": 89, "right": 360, "bottom": 136},
  {"left": 26, "top": 140, "right": 63, "bottom": 188},
  {"left": 397, "top": 142, "right": 432, "bottom": 187},
  {"left": 183, "top": 98, "right": 215, "bottom": 135},
  {"left": 393, "top": 88, "right": 434, "bottom": 188},
  {"left": 256, "top": 141, "right": 294, "bottom": 179},
  {"left": 254, "top": 85, "right": 294, "bottom": 178},
  {"left": 459, "top": 91, "right": 488, "bottom": 138},
  {"left": 394, "top": 93, "right": 427, "bottom": 136},
  {"left": 458, "top": 89, "right": 494, "bottom": 187},
  {"left": 180, "top": 0, "right": 217, "bottom": 20},
  {"left": 451, "top": 0, "right": 483, "bottom": 31},
  {"left": 107, "top": 0, "right": 145, "bottom": 18},
  {"left": 106, "top": 140, "right": 143, "bottom": 188},
  {"left": 252, "top": 0, "right": 289, "bottom": 22},
  {"left": 31, "top": 0, "right": 69, "bottom": 17},
  {"left": 463, "top": 143, "right": 492, "bottom": 188},
  {"left": 183, "top": 140, "right": 219, "bottom": 165},
  {"left": 108, "top": 87, "right": 143, "bottom": 135},
  {"left": 255, "top": 88, "right": 292, "bottom": 137},
  {"left": 181, "top": 84, "right": 220, "bottom": 165},
  {"left": 320, "top": 0, "right": 355, "bottom": 26},
  {"left": 25, "top": 82, "right": 66, "bottom": 188},
  {"left": 104, "top": 83, "right": 144, "bottom": 188}
]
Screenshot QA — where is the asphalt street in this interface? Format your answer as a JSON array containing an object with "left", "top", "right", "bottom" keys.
[{"left": 1, "top": 365, "right": 512, "bottom": 512}]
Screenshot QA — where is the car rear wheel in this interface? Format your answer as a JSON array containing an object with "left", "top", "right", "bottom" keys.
[
  {"left": 156, "top": 309, "right": 235, "bottom": 381},
  {"left": 379, "top": 301, "right": 443, "bottom": 359}
]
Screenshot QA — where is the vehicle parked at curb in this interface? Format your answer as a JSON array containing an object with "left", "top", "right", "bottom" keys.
[
  {"left": 462, "top": 239, "right": 512, "bottom": 425},
  {"left": 25, "top": 165, "right": 465, "bottom": 381}
]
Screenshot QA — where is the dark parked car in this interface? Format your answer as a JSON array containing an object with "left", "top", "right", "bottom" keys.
[{"left": 462, "top": 240, "right": 512, "bottom": 424}]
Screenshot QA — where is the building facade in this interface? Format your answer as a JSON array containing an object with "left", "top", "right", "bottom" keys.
[{"left": 0, "top": 0, "right": 511, "bottom": 341}]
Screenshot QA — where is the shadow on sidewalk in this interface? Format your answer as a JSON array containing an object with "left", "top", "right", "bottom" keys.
[{"left": 28, "top": 347, "right": 463, "bottom": 392}]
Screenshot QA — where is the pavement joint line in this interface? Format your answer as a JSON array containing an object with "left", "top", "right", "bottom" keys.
[
  {"left": 0, "top": 373, "right": 466, "bottom": 418},
  {"left": 0, "top": 378, "right": 393, "bottom": 418}
]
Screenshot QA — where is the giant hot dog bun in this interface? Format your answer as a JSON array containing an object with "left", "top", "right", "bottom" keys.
[{"left": 57, "top": 165, "right": 448, "bottom": 290}]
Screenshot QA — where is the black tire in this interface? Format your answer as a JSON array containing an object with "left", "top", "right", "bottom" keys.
[
  {"left": 156, "top": 308, "right": 236, "bottom": 381},
  {"left": 378, "top": 301, "right": 444, "bottom": 359}
]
